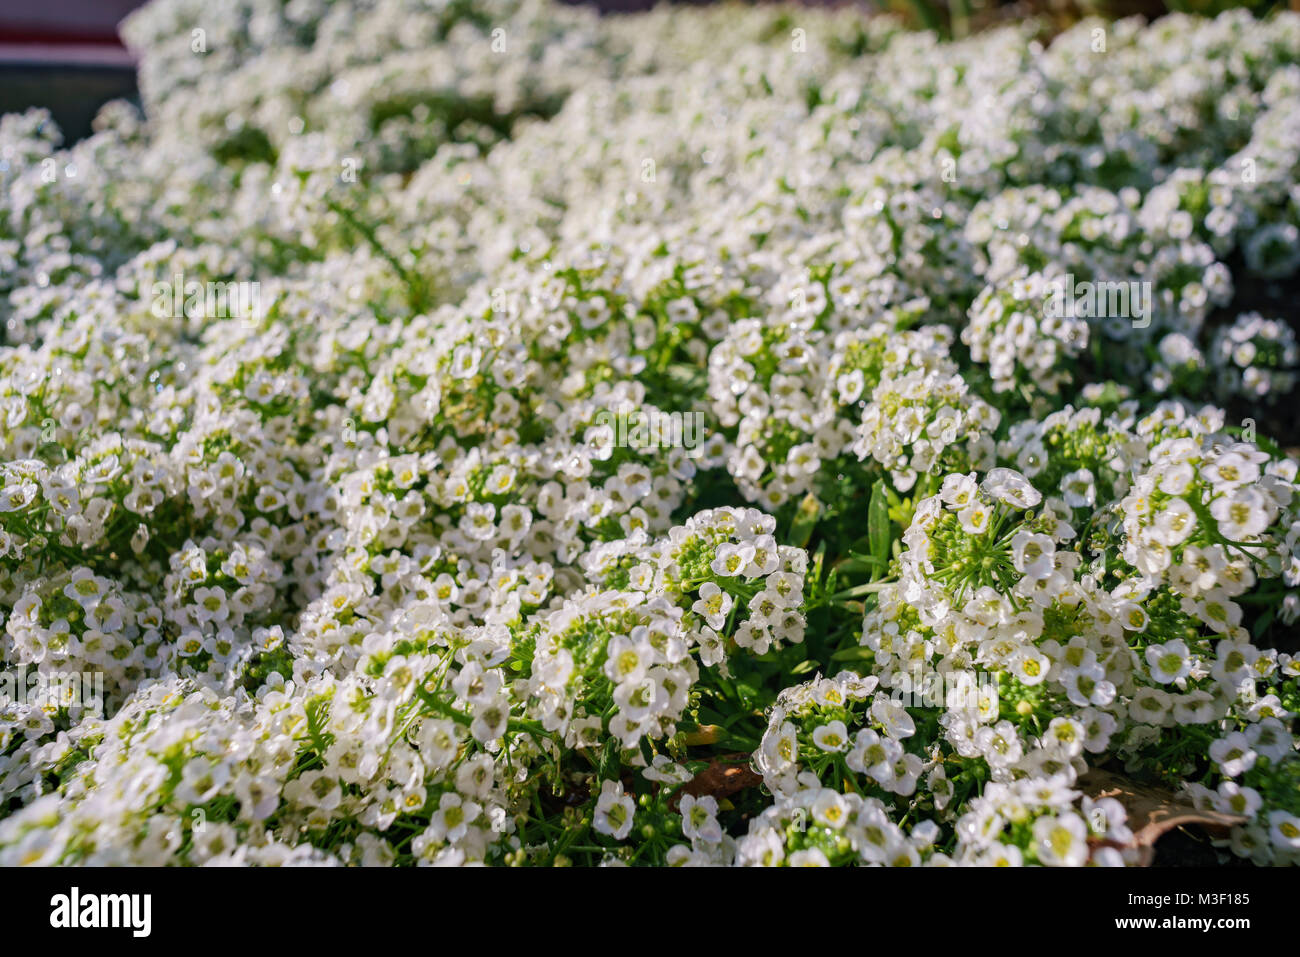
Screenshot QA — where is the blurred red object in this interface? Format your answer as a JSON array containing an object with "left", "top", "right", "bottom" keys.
[
  {"left": 0, "top": 0, "right": 141, "bottom": 142},
  {"left": 0, "top": 0, "right": 143, "bottom": 46}
]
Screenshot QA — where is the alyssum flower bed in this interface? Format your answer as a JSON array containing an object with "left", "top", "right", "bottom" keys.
[{"left": 0, "top": 0, "right": 1299, "bottom": 866}]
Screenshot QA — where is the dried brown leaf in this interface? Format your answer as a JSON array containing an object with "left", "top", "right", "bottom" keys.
[
  {"left": 671, "top": 753, "right": 762, "bottom": 810},
  {"left": 1079, "top": 768, "right": 1247, "bottom": 866}
]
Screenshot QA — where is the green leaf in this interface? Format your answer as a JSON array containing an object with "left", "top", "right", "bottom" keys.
[
  {"left": 831, "top": 581, "right": 895, "bottom": 600},
  {"left": 789, "top": 492, "right": 821, "bottom": 549},
  {"left": 696, "top": 707, "right": 726, "bottom": 725},
  {"left": 868, "top": 479, "right": 891, "bottom": 572},
  {"left": 1252, "top": 606, "right": 1275, "bottom": 640},
  {"left": 837, "top": 553, "right": 887, "bottom": 576}
]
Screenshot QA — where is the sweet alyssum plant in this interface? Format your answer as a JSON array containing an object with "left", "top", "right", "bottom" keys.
[{"left": 0, "top": 0, "right": 1298, "bottom": 865}]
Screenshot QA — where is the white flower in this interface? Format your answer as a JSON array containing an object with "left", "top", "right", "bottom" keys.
[
  {"left": 680, "top": 794, "right": 722, "bottom": 844},
  {"left": 1209, "top": 732, "right": 1257, "bottom": 778},
  {"left": 1032, "top": 812, "right": 1089, "bottom": 866},
  {"left": 691, "top": 582, "right": 732, "bottom": 630},
  {"left": 981, "top": 468, "right": 1042, "bottom": 509},
  {"left": 1011, "top": 531, "right": 1055, "bottom": 580},
  {"left": 1144, "top": 640, "right": 1192, "bottom": 684},
  {"left": 593, "top": 780, "right": 636, "bottom": 840},
  {"left": 1059, "top": 468, "right": 1095, "bottom": 509},
  {"left": 812, "top": 720, "right": 850, "bottom": 753},
  {"left": 1209, "top": 487, "right": 1270, "bottom": 541},
  {"left": 1268, "top": 811, "right": 1300, "bottom": 851}
]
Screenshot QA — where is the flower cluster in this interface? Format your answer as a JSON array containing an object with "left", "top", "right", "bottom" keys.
[
  {"left": 0, "top": 1, "right": 1298, "bottom": 866},
  {"left": 1210, "top": 312, "right": 1300, "bottom": 402}
]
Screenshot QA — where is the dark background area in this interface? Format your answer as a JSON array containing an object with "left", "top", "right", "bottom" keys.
[{"left": 0, "top": 0, "right": 139, "bottom": 142}]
